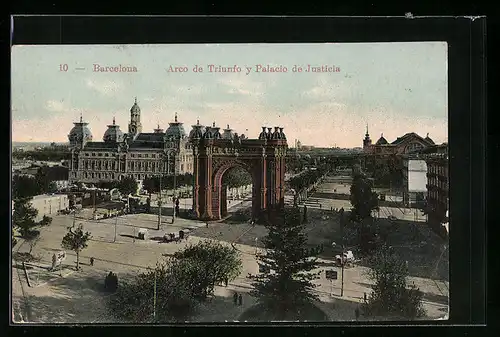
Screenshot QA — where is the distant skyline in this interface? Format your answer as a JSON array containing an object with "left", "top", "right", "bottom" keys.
[{"left": 11, "top": 43, "right": 448, "bottom": 147}]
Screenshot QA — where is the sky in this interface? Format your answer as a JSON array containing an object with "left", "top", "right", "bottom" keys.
[{"left": 11, "top": 43, "right": 448, "bottom": 148}]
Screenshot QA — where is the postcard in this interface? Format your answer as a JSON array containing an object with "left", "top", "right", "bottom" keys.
[{"left": 11, "top": 43, "right": 449, "bottom": 323}]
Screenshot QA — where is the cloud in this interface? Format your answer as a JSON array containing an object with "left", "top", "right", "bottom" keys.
[
  {"left": 85, "top": 79, "right": 122, "bottom": 96},
  {"left": 216, "top": 76, "right": 265, "bottom": 97},
  {"left": 43, "top": 99, "right": 87, "bottom": 117},
  {"left": 45, "top": 100, "right": 67, "bottom": 112}
]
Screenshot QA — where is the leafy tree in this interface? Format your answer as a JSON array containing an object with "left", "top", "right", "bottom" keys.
[
  {"left": 117, "top": 176, "right": 139, "bottom": 196},
  {"left": 362, "top": 244, "right": 425, "bottom": 319},
  {"left": 223, "top": 167, "right": 252, "bottom": 189},
  {"left": 47, "top": 181, "right": 58, "bottom": 193},
  {"left": 12, "top": 197, "right": 39, "bottom": 238},
  {"left": 61, "top": 223, "right": 92, "bottom": 271},
  {"left": 173, "top": 240, "right": 242, "bottom": 300},
  {"left": 142, "top": 177, "right": 159, "bottom": 196},
  {"left": 349, "top": 173, "right": 379, "bottom": 223},
  {"left": 108, "top": 260, "right": 200, "bottom": 322},
  {"left": 96, "top": 180, "right": 119, "bottom": 190},
  {"left": 373, "top": 163, "right": 391, "bottom": 187},
  {"left": 248, "top": 206, "right": 322, "bottom": 319},
  {"left": 40, "top": 215, "right": 52, "bottom": 226},
  {"left": 12, "top": 149, "right": 71, "bottom": 161},
  {"left": 12, "top": 175, "right": 40, "bottom": 199},
  {"left": 35, "top": 168, "right": 51, "bottom": 195}
]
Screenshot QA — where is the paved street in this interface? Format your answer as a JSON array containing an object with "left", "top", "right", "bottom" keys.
[{"left": 12, "top": 175, "right": 448, "bottom": 323}]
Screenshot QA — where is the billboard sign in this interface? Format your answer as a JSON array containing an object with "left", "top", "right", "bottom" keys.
[{"left": 408, "top": 160, "right": 427, "bottom": 192}]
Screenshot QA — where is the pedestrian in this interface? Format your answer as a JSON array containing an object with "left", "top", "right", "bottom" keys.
[
  {"left": 355, "top": 307, "right": 360, "bottom": 320},
  {"left": 363, "top": 292, "right": 367, "bottom": 302},
  {"left": 233, "top": 292, "right": 238, "bottom": 305},
  {"left": 238, "top": 293, "right": 243, "bottom": 306},
  {"left": 224, "top": 277, "right": 228, "bottom": 287},
  {"left": 90, "top": 257, "right": 94, "bottom": 266}
]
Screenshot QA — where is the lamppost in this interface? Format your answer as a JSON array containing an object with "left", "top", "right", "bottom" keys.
[
  {"left": 340, "top": 208, "right": 345, "bottom": 297},
  {"left": 113, "top": 212, "right": 118, "bottom": 242}
]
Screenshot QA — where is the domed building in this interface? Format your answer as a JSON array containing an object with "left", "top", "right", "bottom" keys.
[
  {"left": 362, "top": 126, "right": 435, "bottom": 155},
  {"left": 68, "top": 115, "right": 93, "bottom": 148},
  {"left": 103, "top": 117, "right": 124, "bottom": 143},
  {"left": 68, "top": 98, "right": 195, "bottom": 184},
  {"left": 165, "top": 112, "right": 187, "bottom": 139},
  {"left": 375, "top": 133, "right": 388, "bottom": 145}
]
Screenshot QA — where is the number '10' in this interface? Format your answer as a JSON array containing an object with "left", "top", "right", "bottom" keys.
[{"left": 59, "top": 64, "right": 68, "bottom": 72}]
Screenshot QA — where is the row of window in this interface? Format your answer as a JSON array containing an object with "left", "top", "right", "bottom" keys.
[{"left": 428, "top": 163, "right": 448, "bottom": 177}]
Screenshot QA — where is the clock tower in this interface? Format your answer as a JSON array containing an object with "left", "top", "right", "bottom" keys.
[{"left": 128, "top": 97, "right": 143, "bottom": 138}]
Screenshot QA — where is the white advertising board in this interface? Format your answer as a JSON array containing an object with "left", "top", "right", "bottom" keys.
[{"left": 408, "top": 160, "right": 427, "bottom": 192}]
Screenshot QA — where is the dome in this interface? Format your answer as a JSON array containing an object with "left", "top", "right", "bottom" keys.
[
  {"left": 279, "top": 127, "right": 286, "bottom": 140},
  {"left": 272, "top": 127, "right": 281, "bottom": 139},
  {"left": 211, "top": 122, "right": 222, "bottom": 139},
  {"left": 222, "top": 124, "right": 235, "bottom": 140},
  {"left": 130, "top": 97, "right": 141, "bottom": 114},
  {"left": 202, "top": 125, "right": 213, "bottom": 139},
  {"left": 189, "top": 119, "right": 205, "bottom": 139},
  {"left": 164, "top": 113, "right": 187, "bottom": 139},
  {"left": 68, "top": 115, "right": 93, "bottom": 146},
  {"left": 375, "top": 133, "right": 388, "bottom": 145},
  {"left": 258, "top": 127, "right": 268, "bottom": 140},
  {"left": 103, "top": 117, "right": 124, "bottom": 142}
]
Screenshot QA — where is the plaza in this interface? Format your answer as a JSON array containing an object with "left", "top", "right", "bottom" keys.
[{"left": 12, "top": 175, "right": 448, "bottom": 323}]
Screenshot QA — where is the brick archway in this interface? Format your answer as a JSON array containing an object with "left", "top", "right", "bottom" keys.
[{"left": 191, "top": 135, "right": 287, "bottom": 220}]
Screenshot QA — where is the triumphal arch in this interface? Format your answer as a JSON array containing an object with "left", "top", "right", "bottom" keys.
[{"left": 189, "top": 123, "right": 288, "bottom": 220}]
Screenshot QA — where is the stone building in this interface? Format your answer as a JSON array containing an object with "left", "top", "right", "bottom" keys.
[
  {"left": 28, "top": 194, "right": 70, "bottom": 221},
  {"left": 68, "top": 98, "right": 195, "bottom": 184},
  {"left": 422, "top": 143, "right": 449, "bottom": 226},
  {"left": 363, "top": 124, "right": 436, "bottom": 155}
]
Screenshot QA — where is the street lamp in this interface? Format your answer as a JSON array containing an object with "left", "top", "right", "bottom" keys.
[{"left": 340, "top": 208, "right": 345, "bottom": 297}]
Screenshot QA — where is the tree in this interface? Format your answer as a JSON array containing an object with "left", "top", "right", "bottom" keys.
[
  {"left": 61, "top": 223, "right": 92, "bottom": 271},
  {"left": 40, "top": 215, "right": 52, "bottom": 226},
  {"left": 12, "top": 198, "right": 53, "bottom": 257},
  {"left": 349, "top": 173, "right": 379, "bottom": 223},
  {"left": 362, "top": 244, "right": 425, "bottom": 319},
  {"left": 142, "top": 177, "right": 159, "bottom": 196},
  {"left": 12, "top": 175, "right": 40, "bottom": 199},
  {"left": 108, "top": 260, "right": 200, "bottom": 322},
  {"left": 248, "top": 206, "right": 322, "bottom": 319},
  {"left": 12, "top": 197, "right": 39, "bottom": 238},
  {"left": 35, "top": 168, "right": 51, "bottom": 195},
  {"left": 117, "top": 176, "right": 138, "bottom": 196},
  {"left": 223, "top": 167, "right": 252, "bottom": 189},
  {"left": 173, "top": 240, "right": 242, "bottom": 300}
]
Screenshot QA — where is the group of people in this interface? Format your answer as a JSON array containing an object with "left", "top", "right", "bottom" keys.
[{"left": 233, "top": 292, "right": 243, "bottom": 306}]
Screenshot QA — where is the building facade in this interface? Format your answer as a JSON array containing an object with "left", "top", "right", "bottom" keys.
[
  {"left": 29, "top": 194, "right": 70, "bottom": 221},
  {"left": 363, "top": 125, "right": 436, "bottom": 155},
  {"left": 422, "top": 144, "right": 449, "bottom": 225},
  {"left": 68, "top": 99, "right": 195, "bottom": 184}
]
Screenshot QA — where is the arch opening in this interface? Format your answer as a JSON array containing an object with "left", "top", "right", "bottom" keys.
[
  {"left": 212, "top": 162, "right": 255, "bottom": 221},
  {"left": 218, "top": 165, "right": 254, "bottom": 220}
]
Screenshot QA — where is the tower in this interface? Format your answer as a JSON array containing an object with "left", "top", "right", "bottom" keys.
[
  {"left": 363, "top": 124, "right": 372, "bottom": 152},
  {"left": 128, "top": 97, "right": 142, "bottom": 138}
]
